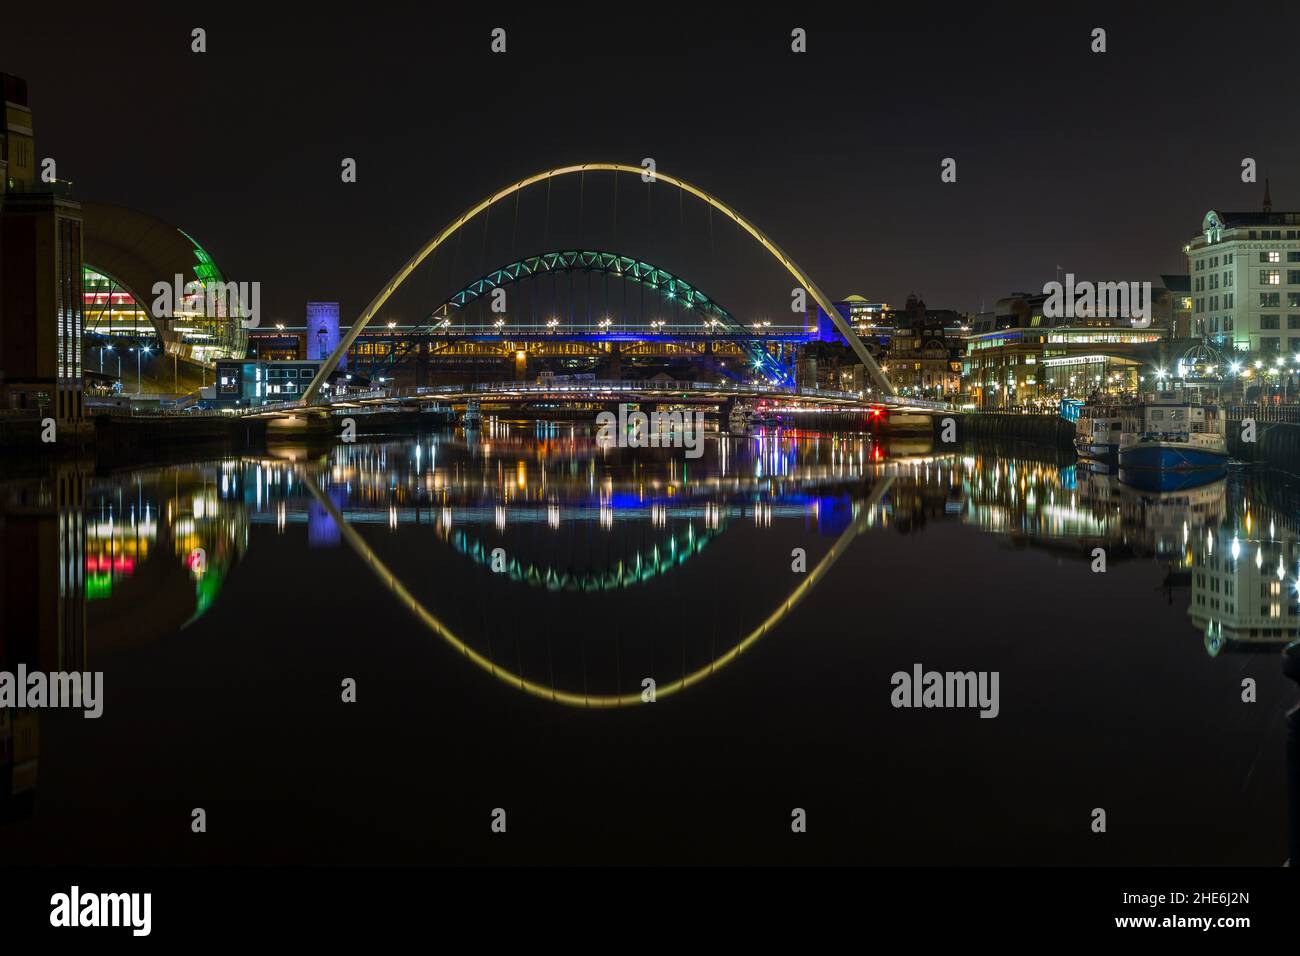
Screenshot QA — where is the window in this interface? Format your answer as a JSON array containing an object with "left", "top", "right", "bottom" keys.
[
  {"left": 1262, "top": 251, "right": 1281, "bottom": 263},
  {"left": 1261, "top": 336, "right": 1280, "bottom": 352},
  {"left": 1261, "top": 315, "right": 1280, "bottom": 329},
  {"left": 1290, "top": 271, "right": 1300, "bottom": 284},
  {"left": 1289, "top": 251, "right": 1300, "bottom": 262},
  {"left": 1261, "top": 270, "right": 1281, "bottom": 285},
  {"left": 1261, "top": 292, "right": 1281, "bottom": 307},
  {"left": 1289, "top": 315, "right": 1300, "bottom": 329},
  {"left": 1290, "top": 293, "right": 1300, "bottom": 308}
]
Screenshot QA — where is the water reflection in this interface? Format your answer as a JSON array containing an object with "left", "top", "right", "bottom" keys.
[
  {"left": 2, "top": 422, "right": 1298, "bottom": 861},
  {"left": 3, "top": 428, "right": 1297, "bottom": 684}
]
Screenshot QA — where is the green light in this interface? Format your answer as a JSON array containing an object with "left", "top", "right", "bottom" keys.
[{"left": 86, "top": 573, "right": 113, "bottom": 600}]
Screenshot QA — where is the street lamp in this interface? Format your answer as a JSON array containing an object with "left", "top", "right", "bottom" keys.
[{"left": 138, "top": 344, "right": 152, "bottom": 393}]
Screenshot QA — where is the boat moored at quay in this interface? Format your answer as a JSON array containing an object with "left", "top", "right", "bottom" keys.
[
  {"left": 1117, "top": 397, "right": 1228, "bottom": 471},
  {"left": 1072, "top": 404, "right": 1127, "bottom": 464}
]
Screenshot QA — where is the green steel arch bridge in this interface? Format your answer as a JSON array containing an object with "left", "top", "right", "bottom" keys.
[{"left": 395, "top": 248, "right": 797, "bottom": 384}]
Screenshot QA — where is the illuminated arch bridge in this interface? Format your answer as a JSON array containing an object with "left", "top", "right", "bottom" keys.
[
  {"left": 399, "top": 248, "right": 795, "bottom": 384},
  {"left": 305, "top": 163, "right": 895, "bottom": 402}
]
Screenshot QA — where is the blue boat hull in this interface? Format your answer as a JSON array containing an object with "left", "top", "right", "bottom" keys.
[
  {"left": 1118, "top": 443, "right": 1228, "bottom": 471},
  {"left": 1118, "top": 467, "right": 1226, "bottom": 493}
]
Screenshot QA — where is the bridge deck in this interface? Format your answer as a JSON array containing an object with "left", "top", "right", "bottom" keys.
[{"left": 241, "top": 379, "right": 952, "bottom": 417}]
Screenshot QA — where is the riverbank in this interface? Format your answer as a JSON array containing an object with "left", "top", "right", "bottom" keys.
[{"left": 0, "top": 407, "right": 456, "bottom": 468}]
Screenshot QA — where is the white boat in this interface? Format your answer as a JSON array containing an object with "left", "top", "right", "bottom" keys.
[
  {"left": 1073, "top": 405, "right": 1125, "bottom": 463},
  {"left": 1118, "top": 398, "right": 1228, "bottom": 472}
]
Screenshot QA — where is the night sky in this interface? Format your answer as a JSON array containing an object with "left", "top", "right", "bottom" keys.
[{"left": 5, "top": 8, "right": 1299, "bottom": 323}]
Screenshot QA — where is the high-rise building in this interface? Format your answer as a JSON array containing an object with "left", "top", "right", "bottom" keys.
[{"left": 1184, "top": 182, "right": 1300, "bottom": 357}]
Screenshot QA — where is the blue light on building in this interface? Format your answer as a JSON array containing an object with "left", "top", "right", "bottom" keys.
[{"left": 307, "top": 302, "right": 343, "bottom": 370}]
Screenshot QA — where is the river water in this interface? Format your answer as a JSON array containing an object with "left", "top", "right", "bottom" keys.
[{"left": 2, "top": 420, "right": 1297, "bottom": 864}]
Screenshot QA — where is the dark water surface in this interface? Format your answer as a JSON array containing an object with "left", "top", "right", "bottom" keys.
[{"left": 2, "top": 421, "right": 1297, "bottom": 864}]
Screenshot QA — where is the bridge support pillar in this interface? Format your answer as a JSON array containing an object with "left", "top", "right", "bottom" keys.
[{"left": 417, "top": 342, "right": 429, "bottom": 388}]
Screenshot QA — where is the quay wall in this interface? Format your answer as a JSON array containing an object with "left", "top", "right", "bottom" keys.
[
  {"left": 953, "top": 413, "right": 1077, "bottom": 451},
  {"left": 1227, "top": 419, "right": 1300, "bottom": 475}
]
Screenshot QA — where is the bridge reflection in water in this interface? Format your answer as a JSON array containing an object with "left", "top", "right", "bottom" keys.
[
  {"left": 5, "top": 423, "right": 1300, "bottom": 865},
  {"left": 24, "top": 424, "right": 1300, "bottom": 697}
]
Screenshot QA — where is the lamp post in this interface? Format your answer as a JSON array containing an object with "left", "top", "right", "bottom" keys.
[{"left": 138, "top": 345, "right": 152, "bottom": 393}]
